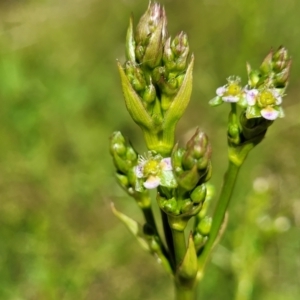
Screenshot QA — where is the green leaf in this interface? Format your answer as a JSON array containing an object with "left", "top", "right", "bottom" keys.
[{"left": 111, "top": 203, "right": 150, "bottom": 252}]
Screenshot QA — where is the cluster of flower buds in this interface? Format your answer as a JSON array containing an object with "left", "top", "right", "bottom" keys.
[
  {"left": 209, "top": 47, "right": 291, "bottom": 121},
  {"left": 193, "top": 184, "right": 214, "bottom": 252},
  {"left": 157, "top": 129, "right": 212, "bottom": 218},
  {"left": 110, "top": 131, "right": 151, "bottom": 208},
  {"left": 118, "top": 2, "right": 194, "bottom": 156}
]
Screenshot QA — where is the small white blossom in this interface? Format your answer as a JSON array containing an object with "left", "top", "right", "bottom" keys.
[
  {"left": 215, "top": 76, "right": 243, "bottom": 103},
  {"left": 134, "top": 152, "right": 177, "bottom": 191},
  {"left": 244, "top": 87, "right": 284, "bottom": 120}
]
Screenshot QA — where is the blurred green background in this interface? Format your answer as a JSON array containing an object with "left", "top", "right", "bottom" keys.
[{"left": 0, "top": 0, "right": 299, "bottom": 299}]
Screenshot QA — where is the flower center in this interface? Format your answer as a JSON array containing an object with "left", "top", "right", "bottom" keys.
[
  {"left": 257, "top": 90, "right": 276, "bottom": 107},
  {"left": 143, "top": 159, "right": 160, "bottom": 176},
  {"left": 226, "top": 82, "right": 241, "bottom": 96}
]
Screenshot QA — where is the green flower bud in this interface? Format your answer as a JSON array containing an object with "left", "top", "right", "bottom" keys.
[
  {"left": 163, "top": 31, "right": 189, "bottom": 74},
  {"left": 274, "top": 62, "right": 291, "bottom": 86},
  {"left": 180, "top": 199, "right": 194, "bottom": 214},
  {"left": 135, "top": 2, "right": 168, "bottom": 68},
  {"left": 197, "top": 216, "right": 212, "bottom": 235},
  {"left": 272, "top": 46, "right": 289, "bottom": 72},
  {"left": 193, "top": 232, "right": 208, "bottom": 250},
  {"left": 110, "top": 131, "right": 138, "bottom": 174},
  {"left": 190, "top": 184, "right": 206, "bottom": 204},
  {"left": 172, "top": 128, "right": 212, "bottom": 191},
  {"left": 125, "top": 61, "right": 147, "bottom": 92},
  {"left": 143, "top": 81, "right": 156, "bottom": 104},
  {"left": 259, "top": 49, "right": 273, "bottom": 74}
]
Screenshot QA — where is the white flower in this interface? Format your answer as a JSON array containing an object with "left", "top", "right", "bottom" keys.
[
  {"left": 244, "top": 87, "right": 284, "bottom": 120},
  {"left": 215, "top": 76, "right": 243, "bottom": 103},
  {"left": 134, "top": 153, "right": 177, "bottom": 191}
]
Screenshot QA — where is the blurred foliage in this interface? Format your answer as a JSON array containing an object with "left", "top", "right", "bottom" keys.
[{"left": 0, "top": 0, "right": 299, "bottom": 299}]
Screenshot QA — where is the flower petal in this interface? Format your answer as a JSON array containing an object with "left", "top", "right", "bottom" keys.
[
  {"left": 160, "top": 157, "right": 172, "bottom": 171},
  {"left": 143, "top": 175, "right": 160, "bottom": 189},
  {"left": 245, "top": 89, "right": 258, "bottom": 106},
  {"left": 135, "top": 165, "right": 144, "bottom": 178},
  {"left": 216, "top": 86, "right": 226, "bottom": 96},
  {"left": 222, "top": 95, "right": 239, "bottom": 103},
  {"left": 261, "top": 107, "right": 279, "bottom": 120}
]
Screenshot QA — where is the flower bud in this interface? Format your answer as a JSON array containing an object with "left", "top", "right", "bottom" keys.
[
  {"left": 125, "top": 61, "right": 146, "bottom": 92},
  {"left": 172, "top": 128, "right": 212, "bottom": 191},
  {"left": 197, "top": 216, "right": 212, "bottom": 235},
  {"left": 110, "top": 131, "right": 138, "bottom": 174},
  {"left": 190, "top": 184, "right": 206, "bottom": 204},
  {"left": 135, "top": 2, "right": 168, "bottom": 68},
  {"left": 163, "top": 31, "right": 189, "bottom": 74}
]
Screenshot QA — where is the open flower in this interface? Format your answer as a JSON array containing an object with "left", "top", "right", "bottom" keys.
[
  {"left": 209, "top": 76, "right": 245, "bottom": 106},
  {"left": 134, "top": 151, "right": 177, "bottom": 191},
  {"left": 245, "top": 87, "right": 284, "bottom": 120}
]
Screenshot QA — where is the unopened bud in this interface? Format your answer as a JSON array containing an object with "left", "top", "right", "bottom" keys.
[{"left": 135, "top": 2, "right": 168, "bottom": 68}]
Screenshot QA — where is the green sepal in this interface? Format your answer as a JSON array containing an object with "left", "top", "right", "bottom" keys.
[
  {"left": 246, "top": 105, "right": 262, "bottom": 119},
  {"left": 118, "top": 61, "right": 154, "bottom": 130},
  {"left": 208, "top": 96, "right": 223, "bottom": 107},
  {"left": 160, "top": 170, "right": 178, "bottom": 189},
  {"left": 177, "top": 233, "right": 198, "bottom": 280},
  {"left": 111, "top": 203, "right": 150, "bottom": 252}
]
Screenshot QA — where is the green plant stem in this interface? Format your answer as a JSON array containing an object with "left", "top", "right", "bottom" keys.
[
  {"left": 198, "top": 160, "right": 240, "bottom": 275},
  {"left": 142, "top": 206, "right": 171, "bottom": 265},
  {"left": 142, "top": 206, "right": 158, "bottom": 234},
  {"left": 171, "top": 228, "right": 186, "bottom": 267},
  {"left": 174, "top": 283, "right": 197, "bottom": 300},
  {"left": 161, "top": 210, "right": 175, "bottom": 270}
]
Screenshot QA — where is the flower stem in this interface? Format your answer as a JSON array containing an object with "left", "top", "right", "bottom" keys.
[
  {"left": 174, "top": 282, "right": 197, "bottom": 300},
  {"left": 198, "top": 160, "right": 240, "bottom": 274},
  {"left": 171, "top": 227, "right": 186, "bottom": 267},
  {"left": 142, "top": 206, "right": 171, "bottom": 266}
]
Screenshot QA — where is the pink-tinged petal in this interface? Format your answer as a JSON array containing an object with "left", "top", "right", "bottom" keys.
[
  {"left": 216, "top": 86, "right": 226, "bottom": 96},
  {"left": 135, "top": 165, "right": 144, "bottom": 178},
  {"left": 246, "top": 89, "right": 258, "bottom": 106},
  {"left": 261, "top": 107, "right": 279, "bottom": 120},
  {"left": 222, "top": 95, "right": 239, "bottom": 103},
  {"left": 143, "top": 175, "right": 160, "bottom": 189},
  {"left": 160, "top": 157, "right": 172, "bottom": 171}
]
